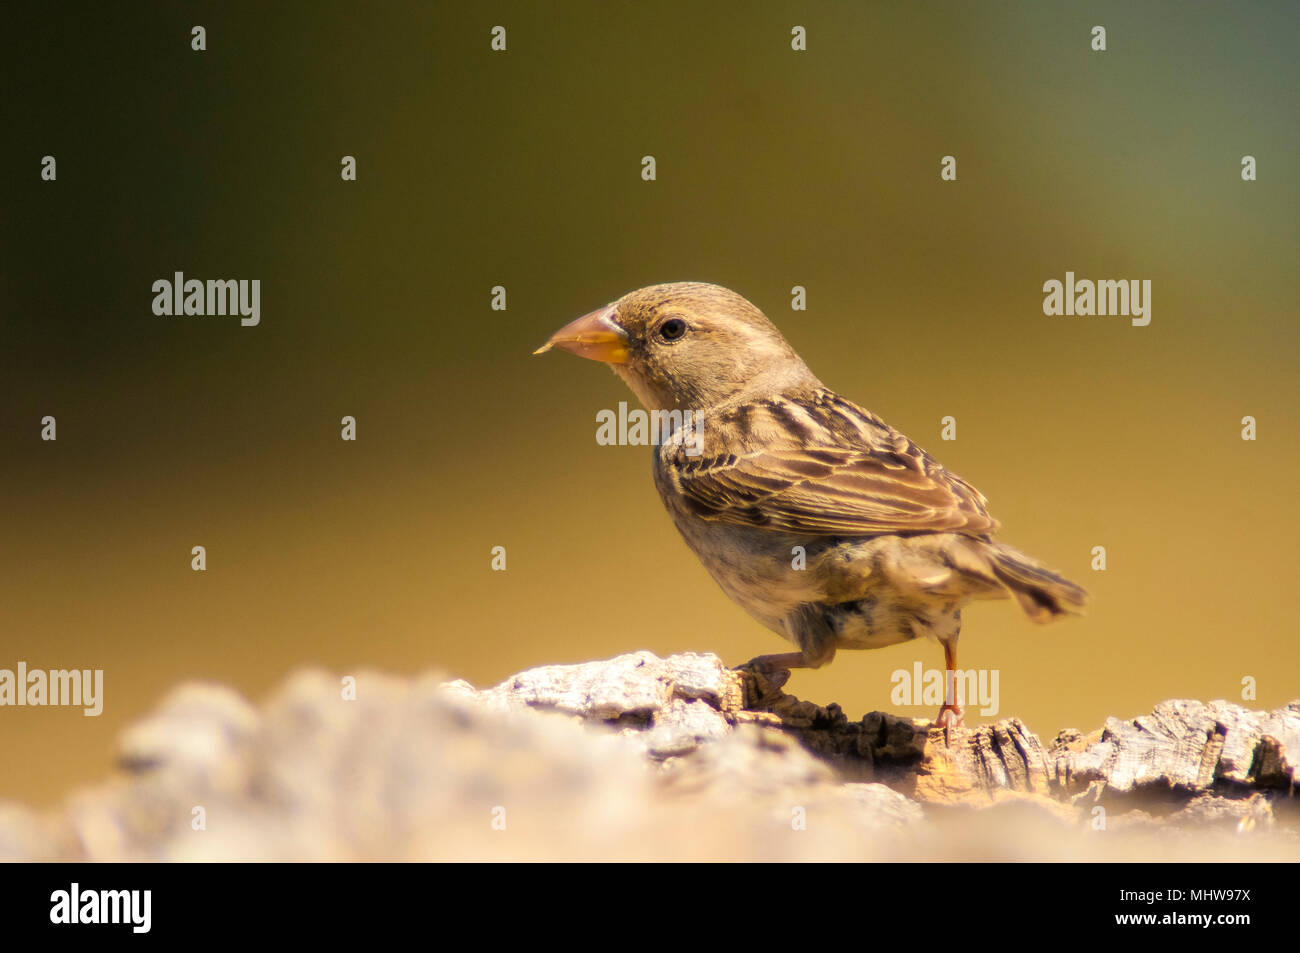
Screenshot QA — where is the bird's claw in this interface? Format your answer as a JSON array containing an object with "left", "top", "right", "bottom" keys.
[
  {"left": 934, "top": 705, "right": 965, "bottom": 747},
  {"left": 736, "top": 658, "right": 793, "bottom": 709}
]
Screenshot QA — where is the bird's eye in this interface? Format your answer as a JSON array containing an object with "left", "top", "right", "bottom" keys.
[{"left": 658, "top": 318, "right": 687, "bottom": 342}]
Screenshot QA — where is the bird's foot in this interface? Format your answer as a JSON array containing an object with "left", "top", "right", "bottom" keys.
[
  {"left": 934, "top": 704, "right": 965, "bottom": 747},
  {"left": 749, "top": 675, "right": 788, "bottom": 709},
  {"left": 735, "top": 652, "right": 804, "bottom": 709}
]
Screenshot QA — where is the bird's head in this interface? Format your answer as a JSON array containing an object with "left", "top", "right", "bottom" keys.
[{"left": 534, "top": 282, "right": 820, "bottom": 411}]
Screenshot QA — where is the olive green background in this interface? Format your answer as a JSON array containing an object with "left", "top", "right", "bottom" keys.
[{"left": 2, "top": 1, "right": 1297, "bottom": 805}]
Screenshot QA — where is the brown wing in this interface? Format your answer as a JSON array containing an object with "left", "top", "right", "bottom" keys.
[{"left": 661, "top": 391, "right": 998, "bottom": 538}]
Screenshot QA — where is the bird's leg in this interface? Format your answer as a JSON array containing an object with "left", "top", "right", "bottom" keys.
[
  {"left": 737, "top": 652, "right": 808, "bottom": 708},
  {"left": 935, "top": 639, "right": 965, "bottom": 746},
  {"left": 745, "top": 651, "right": 808, "bottom": 673}
]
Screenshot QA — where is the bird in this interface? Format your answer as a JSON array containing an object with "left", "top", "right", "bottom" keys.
[{"left": 534, "top": 282, "right": 1088, "bottom": 736}]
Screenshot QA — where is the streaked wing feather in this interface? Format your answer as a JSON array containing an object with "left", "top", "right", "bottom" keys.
[{"left": 666, "top": 392, "right": 998, "bottom": 538}]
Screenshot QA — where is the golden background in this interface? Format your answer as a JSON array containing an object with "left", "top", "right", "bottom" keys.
[{"left": 2, "top": 1, "right": 1297, "bottom": 805}]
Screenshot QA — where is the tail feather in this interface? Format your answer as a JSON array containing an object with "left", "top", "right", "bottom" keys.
[{"left": 987, "top": 543, "right": 1090, "bottom": 622}]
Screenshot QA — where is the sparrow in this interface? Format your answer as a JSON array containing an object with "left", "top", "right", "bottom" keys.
[{"left": 535, "top": 282, "right": 1088, "bottom": 734}]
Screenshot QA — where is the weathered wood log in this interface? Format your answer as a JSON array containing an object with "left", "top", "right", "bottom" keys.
[
  {"left": 0, "top": 651, "right": 1294, "bottom": 861},
  {"left": 477, "top": 651, "right": 1296, "bottom": 801}
]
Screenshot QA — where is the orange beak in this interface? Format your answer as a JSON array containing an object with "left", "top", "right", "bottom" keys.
[{"left": 533, "top": 305, "right": 629, "bottom": 364}]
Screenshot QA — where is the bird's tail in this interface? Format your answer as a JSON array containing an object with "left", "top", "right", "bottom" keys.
[{"left": 987, "top": 543, "right": 1090, "bottom": 622}]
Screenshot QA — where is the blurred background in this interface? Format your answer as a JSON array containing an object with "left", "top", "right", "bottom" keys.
[{"left": 1, "top": 1, "right": 1297, "bottom": 806}]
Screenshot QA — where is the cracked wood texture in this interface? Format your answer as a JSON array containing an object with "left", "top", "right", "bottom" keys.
[{"left": 0, "top": 651, "right": 1294, "bottom": 861}]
